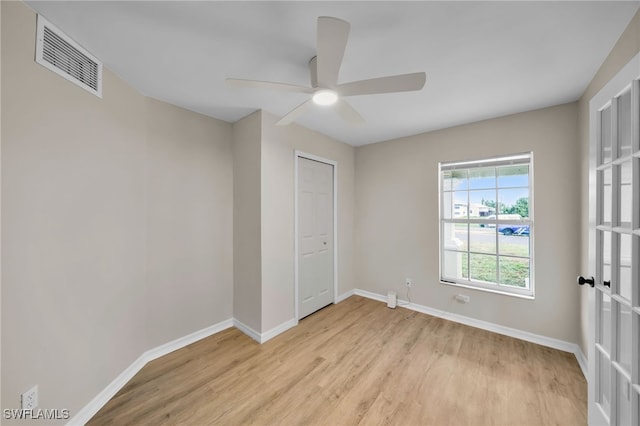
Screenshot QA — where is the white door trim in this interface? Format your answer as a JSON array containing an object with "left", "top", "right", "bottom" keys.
[{"left": 294, "top": 151, "right": 338, "bottom": 322}]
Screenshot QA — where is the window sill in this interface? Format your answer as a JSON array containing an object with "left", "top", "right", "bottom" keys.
[{"left": 440, "top": 279, "right": 535, "bottom": 300}]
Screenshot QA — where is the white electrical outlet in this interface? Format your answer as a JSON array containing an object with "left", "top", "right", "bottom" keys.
[
  {"left": 455, "top": 294, "right": 470, "bottom": 304},
  {"left": 21, "top": 385, "right": 38, "bottom": 410},
  {"left": 405, "top": 278, "right": 412, "bottom": 288}
]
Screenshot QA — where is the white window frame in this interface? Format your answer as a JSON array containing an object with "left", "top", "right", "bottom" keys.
[{"left": 439, "top": 153, "right": 535, "bottom": 299}]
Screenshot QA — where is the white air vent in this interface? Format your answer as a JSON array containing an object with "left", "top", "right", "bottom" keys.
[{"left": 35, "top": 15, "right": 102, "bottom": 98}]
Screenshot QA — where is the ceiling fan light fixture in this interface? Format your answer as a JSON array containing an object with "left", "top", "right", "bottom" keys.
[
  {"left": 312, "top": 89, "right": 338, "bottom": 106},
  {"left": 228, "top": 17, "right": 426, "bottom": 125}
]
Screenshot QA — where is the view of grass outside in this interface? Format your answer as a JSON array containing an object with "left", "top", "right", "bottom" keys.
[
  {"left": 460, "top": 253, "right": 529, "bottom": 287},
  {"left": 457, "top": 233, "right": 529, "bottom": 287}
]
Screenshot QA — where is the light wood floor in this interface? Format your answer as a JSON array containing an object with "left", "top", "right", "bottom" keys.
[{"left": 88, "top": 296, "right": 587, "bottom": 425}]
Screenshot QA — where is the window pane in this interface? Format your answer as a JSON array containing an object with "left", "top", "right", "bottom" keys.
[
  {"left": 470, "top": 225, "right": 496, "bottom": 254},
  {"left": 618, "top": 90, "right": 632, "bottom": 158},
  {"left": 469, "top": 253, "right": 496, "bottom": 283},
  {"left": 619, "top": 161, "right": 632, "bottom": 226},
  {"left": 617, "top": 301, "right": 631, "bottom": 373},
  {"left": 442, "top": 170, "right": 454, "bottom": 191},
  {"left": 498, "top": 227, "right": 530, "bottom": 257},
  {"left": 619, "top": 234, "right": 632, "bottom": 301},
  {"left": 602, "top": 231, "right": 612, "bottom": 265},
  {"left": 498, "top": 188, "right": 528, "bottom": 219},
  {"left": 598, "top": 291, "right": 611, "bottom": 353},
  {"left": 597, "top": 350, "right": 611, "bottom": 415},
  {"left": 443, "top": 222, "right": 467, "bottom": 252},
  {"left": 497, "top": 164, "right": 529, "bottom": 187},
  {"left": 602, "top": 168, "right": 612, "bottom": 225},
  {"left": 468, "top": 167, "right": 495, "bottom": 190},
  {"left": 461, "top": 252, "right": 469, "bottom": 280},
  {"left": 443, "top": 170, "right": 469, "bottom": 191},
  {"left": 453, "top": 191, "right": 468, "bottom": 218},
  {"left": 617, "top": 372, "right": 631, "bottom": 426},
  {"left": 442, "top": 191, "right": 453, "bottom": 219},
  {"left": 443, "top": 250, "right": 467, "bottom": 280},
  {"left": 469, "top": 189, "right": 496, "bottom": 217},
  {"left": 601, "top": 106, "right": 612, "bottom": 164},
  {"left": 499, "top": 257, "right": 529, "bottom": 288}
]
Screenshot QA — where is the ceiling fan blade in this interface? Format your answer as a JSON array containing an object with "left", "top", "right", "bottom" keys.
[
  {"left": 334, "top": 99, "right": 364, "bottom": 124},
  {"left": 337, "top": 72, "right": 426, "bottom": 97},
  {"left": 316, "top": 16, "right": 350, "bottom": 88},
  {"left": 226, "top": 78, "right": 313, "bottom": 94},
  {"left": 276, "top": 98, "right": 314, "bottom": 126}
]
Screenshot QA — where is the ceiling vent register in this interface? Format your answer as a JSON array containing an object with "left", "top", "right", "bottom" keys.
[{"left": 35, "top": 15, "right": 102, "bottom": 98}]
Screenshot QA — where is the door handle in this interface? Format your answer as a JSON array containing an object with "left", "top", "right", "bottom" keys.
[
  {"left": 577, "top": 276, "right": 595, "bottom": 288},
  {"left": 603, "top": 280, "right": 611, "bottom": 288}
]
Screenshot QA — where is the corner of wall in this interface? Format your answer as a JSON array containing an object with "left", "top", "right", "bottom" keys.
[{"left": 231, "top": 109, "right": 263, "bottom": 333}]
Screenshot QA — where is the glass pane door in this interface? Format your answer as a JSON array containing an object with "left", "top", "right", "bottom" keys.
[{"left": 589, "top": 56, "right": 639, "bottom": 426}]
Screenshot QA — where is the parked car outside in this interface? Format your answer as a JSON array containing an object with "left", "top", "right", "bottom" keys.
[{"left": 498, "top": 225, "right": 530, "bottom": 236}]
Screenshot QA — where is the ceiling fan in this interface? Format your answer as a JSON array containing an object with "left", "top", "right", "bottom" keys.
[{"left": 227, "top": 16, "right": 427, "bottom": 126}]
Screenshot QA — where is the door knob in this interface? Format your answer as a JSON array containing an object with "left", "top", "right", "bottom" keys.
[
  {"left": 577, "top": 276, "right": 595, "bottom": 288},
  {"left": 603, "top": 280, "right": 611, "bottom": 288}
]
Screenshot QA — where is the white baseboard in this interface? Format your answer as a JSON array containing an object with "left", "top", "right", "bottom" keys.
[
  {"left": 335, "top": 289, "right": 355, "bottom": 303},
  {"left": 237, "top": 288, "right": 357, "bottom": 344},
  {"left": 354, "top": 289, "right": 587, "bottom": 376},
  {"left": 261, "top": 318, "right": 297, "bottom": 343},
  {"left": 354, "top": 289, "right": 386, "bottom": 303},
  {"left": 234, "top": 288, "right": 357, "bottom": 345},
  {"left": 68, "top": 354, "right": 148, "bottom": 426},
  {"left": 232, "top": 318, "right": 261, "bottom": 343},
  {"left": 234, "top": 317, "right": 298, "bottom": 344},
  {"left": 145, "top": 319, "right": 234, "bottom": 361},
  {"left": 68, "top": 318, "right": 234, "bottom": 425},
  {"left": 575, "top": 347, "right": 588, "bottom": 380},
  {"left": 247, "top": 288, "right": 358, "bottom": 344}
]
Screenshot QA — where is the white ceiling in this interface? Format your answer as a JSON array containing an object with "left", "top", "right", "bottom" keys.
[{"left": 26, "top": 1, "right": 640, "bottom": 146}]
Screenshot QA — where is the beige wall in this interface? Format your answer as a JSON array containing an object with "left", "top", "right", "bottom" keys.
[
  {"left": 577, "top": 10, "right": 640, "bottom": 357},
  {"left": 1, "top": 1, "right": 233, "bottom": 420},
  {"left": 355, "top": 102, "right": 581, "bottom": 343},
  {"left": 2, "top": 2, "right": 146, "bottom": 418},
  {"left": 145, "top": 98, "right": 233, "bottom": 347},
  {"left": 232, "top": 111, "right": 263, "bottom": 331},
  {"left": 261, "top": 111, "right": 356, "bottom": 332}
]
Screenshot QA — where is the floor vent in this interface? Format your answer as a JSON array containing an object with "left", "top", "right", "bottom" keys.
[{"left": 35, "top": 15, "right": 102, "bottom": 98}]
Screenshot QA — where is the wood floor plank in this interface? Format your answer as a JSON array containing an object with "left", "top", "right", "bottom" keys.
[{"left": 88, "top": 296, "right": 587, "bottom": 425}]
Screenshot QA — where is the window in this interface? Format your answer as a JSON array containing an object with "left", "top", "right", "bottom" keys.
[{"left": 439, "top": 153, "right": 534, "bottom": 298}]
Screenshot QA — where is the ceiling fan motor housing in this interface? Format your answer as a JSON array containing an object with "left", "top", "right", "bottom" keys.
[{"left": 309, "top": 56, "right": 318, "bottom": 88}]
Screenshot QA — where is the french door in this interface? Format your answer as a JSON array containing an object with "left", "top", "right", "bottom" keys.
[{"left": 588, "top": 52, "right": 639, "bottom": 426}]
